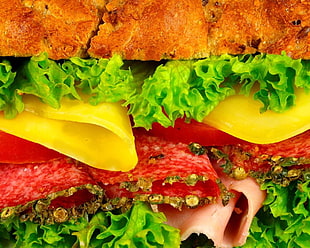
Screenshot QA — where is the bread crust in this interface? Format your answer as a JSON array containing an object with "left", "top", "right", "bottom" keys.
[
  {"left": 89, "top": 0, "right": 310, "bottom": 60},
  {"left": 0, "top": 0, "right": 309, "bottom": 60},
  {"left": 0, "top": 0, "right": 101, "bottom": 60},
  {"left": 204, "top": 0, "right": 310, "bottom": 59},
  {"left": 88, "top": 0, "right": 209, "bottom": 60}
]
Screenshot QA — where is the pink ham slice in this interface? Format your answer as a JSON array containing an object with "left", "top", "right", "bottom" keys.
[
  {"left": 219, "top": 177, "right": 266, "bottom": 247},
  {"left": 159, "top": 196, "right": 240, "bottom": 247},
  {"left": 159, "top": 176, "right": 266, "bottom": 248}
]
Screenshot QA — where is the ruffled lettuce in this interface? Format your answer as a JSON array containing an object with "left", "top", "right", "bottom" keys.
[
  {"left": 2, "top": 182, "right": 307, "bottom": 248},
  {"left": 13, "top": 53, "right": 134, "bottom": 113},
  {"left": 0, "top": 60, "right": 22, "bottom": 118},
  {"left": 179, "top": 180, "right": 310, "bottom": 248},
  {"left": 240, "top": 180, "right": 310, "bottom": 248},
  {"left": 0, "top": 201, "right": 180, "bottom": 248},
  {"left": 0, "top": 53, "right": 309, "bottom": 128},
  {"left": 126, "top": 53, "right": 310, "bottom": 128}
]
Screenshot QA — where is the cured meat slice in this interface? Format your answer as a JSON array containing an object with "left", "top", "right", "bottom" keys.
[
  {"left": 86, "top": 129, "right": 221, "bottom": 208},
  {"left": 87, "top": 129, "right": 219, "bottom": 183},
  {"left": 0, "top": 158, "right": 95, "bottom": 209},
  {"left": 159, "top": 176, "right": 265, "bottom": 248},
  {"left": 213, "top": 130, "right": 310, "bottom": 173},
  {"left": 214, "top": 165, "right": 266, "bottom": 247},
  {"left": 117, "top": 180, "right": 219, "bottom": 199},
  {"left": 159, "top": 196, "right": 240, "bottom": 248},
  {"left": 237, "top": 130, "right": 310, "bottom": 159},
  {"left": 0, "top": 128, "right": 221, "bottom": 217}
]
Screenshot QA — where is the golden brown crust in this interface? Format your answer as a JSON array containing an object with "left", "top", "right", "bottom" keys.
[
  {"left": 89, "top": 0, "right": 310, "bottom": 60},
  {"left": 0, "top": 0, "right": 309, "bottom": 60},
  {"left": 88, "top": 0, "right": 209, "bottom": 60},
  {"left": 205, "top": 0, "right": 310, "bottom": 59},
  {"left": 262, "top": 0, "right": 310, "bottom": 59},
  {"left": 0, "top": 0, "right": 101, "bottom": 60}
]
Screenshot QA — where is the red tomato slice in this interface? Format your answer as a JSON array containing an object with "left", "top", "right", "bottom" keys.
[
  {"left": 0, "top": 130, "right": 64, "bottom": 164},
  {"left": 149, "top": 119, "right": 245, "bottom": 146}
]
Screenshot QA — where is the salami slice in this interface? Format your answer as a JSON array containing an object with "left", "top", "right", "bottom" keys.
[
  {"left": 211, "top": 130, "right": 310, "bottom": 174},
  {"left": 0, "top": 127, "right": 222, "bottom": 219},
  {"left": 87, "top": 129, "right": 219, "bottom": 183},
  {"left": 0, "top": 158, "right": 95, "bottom": 209},
  {"left": 104, "top": 180, "right": 220, "bottom": 200},
  {"left": 86, "top": 129, "right": 221, "bottom": 208},
  {"left": 237, "top": 130, "right": 310, "bottom": 159}
]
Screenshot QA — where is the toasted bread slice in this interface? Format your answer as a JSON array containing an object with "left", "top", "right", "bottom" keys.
[
  {"left": 0, "top": 0, "right": 309, "bottom": 60},
  {"left": 89, "top": 0, "right": 209, "bottom": 60},
  {"left": 0, "top": 0, "right": 101, "bottom": 59}
]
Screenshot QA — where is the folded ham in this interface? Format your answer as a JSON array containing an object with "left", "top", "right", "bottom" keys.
[{"left": 159, "top": 176, "right": 265, "bottom": 248}]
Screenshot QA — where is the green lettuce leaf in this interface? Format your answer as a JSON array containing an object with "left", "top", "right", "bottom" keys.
[
  {"left": 0, "top": 59, "right": 22, "bottom": 119},
  {"left": 240, "top": 180, "right": 310, "bottom": 248},
  {"left": 0, "top": 52, "right": 309, "bottom": 129},
  {"left": 15, "top": 53, "right": 80, "bottom": 109},
  {"left": 67, "top": 55, "right": 135, "bottom": 105},
  {"left": 0, "top": 202, "right": 180, "bottom": 248},
  {"left": 127, "top": 53, "right": 310, "bottom": 128},
  {"left": 16, "top": 53, "right": 133, "bottom": 104},
  {"left": 73, "top": 201, "right": 180, "bottom": 248},
  {"left": 126, "top": 56, "right": 237, "bottom": 128}
]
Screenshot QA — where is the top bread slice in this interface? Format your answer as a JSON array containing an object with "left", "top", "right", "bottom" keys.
[
  {"left": 0, "top": 0, "right": 101, "bottom": 59},
  {"left": 0, "top": 0, "right": 309, "bottom": 60}
]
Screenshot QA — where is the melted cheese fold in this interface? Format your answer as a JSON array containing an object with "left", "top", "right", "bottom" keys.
[
  {"left": 203, "top": 88, "right": 310, "bottom": 144},
  {"left": 0, "top": 96, "right": 137, "bottom": 171}
]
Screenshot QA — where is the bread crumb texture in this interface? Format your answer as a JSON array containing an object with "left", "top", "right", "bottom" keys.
[{"left": 1, "top": 0, "right": 309, "bottom": 60}]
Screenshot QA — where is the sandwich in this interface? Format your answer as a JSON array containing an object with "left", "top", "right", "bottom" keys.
[{"left": 0, "top": 0, "right": 309, "bottom": 247}]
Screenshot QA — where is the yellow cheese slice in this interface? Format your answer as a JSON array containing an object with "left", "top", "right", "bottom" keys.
[
  {"left": 203, "top": 88, "right": 310, "bottom": 144},
  {"left": 0, "top": 96, "right": 137, "bottom": 171}
]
